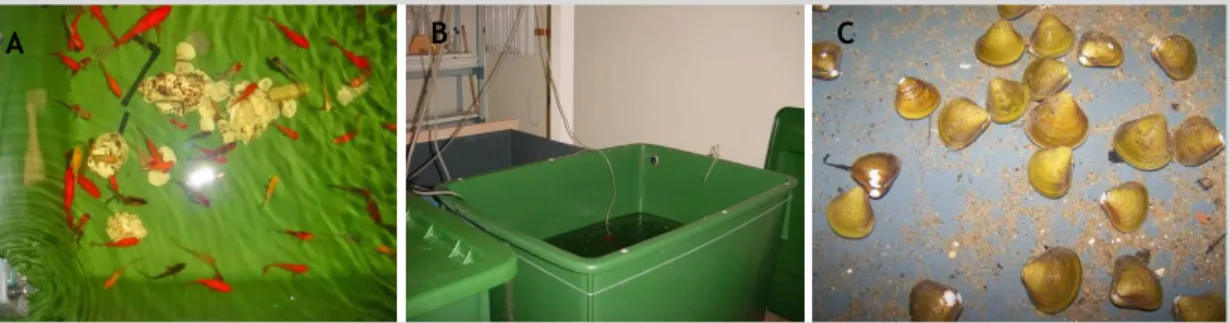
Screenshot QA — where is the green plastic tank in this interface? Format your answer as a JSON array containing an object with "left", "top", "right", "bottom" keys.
[
  {"left": 437, "top": 143, "right": 796, "bottom": 321},
  {"left": 763, "top": 107, "right": 805, "bottom": 321},
  {"left": 408, "top": 197, "right": 516, "bottom": 321}
]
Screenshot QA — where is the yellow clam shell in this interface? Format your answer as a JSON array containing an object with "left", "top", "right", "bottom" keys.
[
  {"left": 851, "top": 153, "right": 901, "bottom": 200},
  {"left": 1024, "top": 92, "right": 1088, "bottom": 149},
  {"left": 1022, "top": 57, "right": 1071, "bottom": 101},
  {"left": 975, "top": 20, "right": 1027, "bottom": 67},
  {"left": 1173, "top": 116, "right": 1225, "bottom": 167},
  {"left": 895, "top": 77, "right": 942, "bottom": 120},
  {"left": 1077, "top": 31, "right": 1124, "bottom": 67},
  {"left": 985, "top": 77, "right": 1032, "bottom": 124},
  {"left": 1113, "top": 114, "right": 1173, "bottom": 171},
  {"left": 936, "top": 98, "right": 991, "bottom": 150},
  {"left": 827, "top": 186, "right": 874, "bottom": 239},
  {"left": 1150, "top": 34, "right": 1198, "bottom": 81},
  {"left": 1027, "top": 146, "right": 1073, "bottom": 199},
  {"left": 1173, "top": 293, "right": 1227, "bottom": 321},
  {"left": 813, "top": 41, "right": 842, "bottom": 81},
  {"left": 997, "top": 5, "right": 1035, "bottom": 20},
  {"left": 1030, "top": 14, "right": 1075, "bottom": 59},
  {"left": 1099, "top": 181, "right": 1150, "bottom": 233},
  {"left": 909, "top": 280, "right": 964, "bottom": 321},
  {"left": 1021, "top": 246, "right": 1082, "bottom": 314},
  {"left": 1110, "top": 254, "right": 1163, "bottom": 311}
]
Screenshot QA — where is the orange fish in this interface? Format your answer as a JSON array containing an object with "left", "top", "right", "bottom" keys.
[
  {"left": 144, "top": 159, "right": 175, "bottom": 173},
  {"left": 52, "top": 52, "right": 91, "bottom": 75},
  {"left": 262, "top": 263, "right": 309, "bottom": 276},
  {"left": 99, "top": 60, "right": 122, "bottom": 98},
  {"left": 186, "top": 278, "right": 232, "bottom": 293},
  {"left": 136, "top": 128, "right": 163, "bottom": 163},
  {"left": 332, "top": 131, "right": 358, "bottom": 144},
  {"left": 68, "top": 12, "right": 85, "bottom": 52},
  {"left": 366, "top": 198, "right": 383, "bottom": 225},
  {"left": 170, "top": 118, "right": 188, "bottom": 130},
  {"left": 68, "top": 103, "right": 92, "bottom": 120},
  {"left": 92, "top": 237, "right": 140, "bottom": 248},
  {"left": 89, "top": 5, "right": 119, "bottom": 43},
  {"left": 326, "top": 38, "right": 370, "bottom": 71},
  {"left": 114, "top": 5, "right": 170, "bottom": 48},
  {"left": 232, "top": 82, "right": 258, "bottom": 105},
  {"left": 262, "top": 176, "right": 279, "bottom": 206},
  {"left": 217, "top": 61, "right": 242, "bottom": 79},
  {"left": 103, "top": 257, "right": 145, "bottom": 289},
  {"left": 63, "top": 147, "right": 81, "bottom": 218},
  {"left": 273, "top": 124, "right": 299, "bottom": 141},
  {"left": 108, "top": 175, "right": 119, "bottom": 193},
  {"left": 376, "top": 245, "right": 394, "bottom": 258},
  {"left": 77, "top": 174, "right": 101, "bottom": 199},
  {"left": 382, "top": 123, "right": 396, "bottom": 132},
  {"left": 279, "top": 230, "right": 314, "bottom": 242},
  {"left": 264, "top": 17, "right": 309, "bottom": 49}
]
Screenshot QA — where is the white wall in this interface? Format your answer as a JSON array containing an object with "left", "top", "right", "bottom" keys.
[
  {"left": 573, "top": 6, "right": 805, "bottom": 167},
  {"left": 406, "top": 6, "right": 549, "bottom": 137}
]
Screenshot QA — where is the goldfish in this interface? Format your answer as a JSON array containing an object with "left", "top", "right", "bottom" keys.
[
  {"left": 52, "top": 52, "right": 91, "bottom": 75},
  {"left": 103, "top": 257, "right": 145, "bottom": 289},
  {"left": 170, "top": 118, "right": 188, "bottom": 130},
  {"left": 76, "top": 174, "right": 101, "bottom": 199},
  {"left": 186, "top": 278, "right": 231, "bottom": 293},
  {"left": 264, "top": 17, "right": 309, "bottom": 49},
  {"left": 332, "top": 130, "right": 358, "bottom": 144},
  {"left": 382, "top": 123, "right": 396, "bottom": 132},
  {"left": 92, "top": 237, "right": 140, "bottom": 248},
  {"left": 144, "top": 159, "right": 175, "bottom": 173},
  {"left": 114, "top": 5, "right": 170, "bottom": 48},
  {"left": 98, "top": 60, "right": 122, "bottom": 98},
  {"left": 141, "top": 262, "right": 186, "bottom": 279},
  {"left": 63, "top": 166, "right": 75, "bottom": 219},
  {"left": 136, "top": 128, "right": 163, "bottom": 163},
  {"left": 89, "top": 5, "right": 118, "bottom": 43},
  {"left": 262, "top": 176, "right": 279, "bottom": 206},
  {"left": 69, "top": 145, "right": 84, "bottom": 174},
  {"left": 365, "top": 198, "right": 383, "bottom": 225},
  {"left": 327, "top": 38, "right": 370, "bottom": 71},
  {"left": 278, "top": 230, "right": 314, "bottom": 242},
  {"left": 216, "top": 61, "right": 242, "bottom": 80},
  {"left": 232, "top": 82, "right": 258, "bottom": 105},
  {"left": 262, "top": 263, "right": 309, "bottom": 276},
  {"left": 349, "top": 72, "right": 368, "bottom": 88},
  {"left": 273, "top": 124, "right": 299, "bottom": 141},
  {"left": 107, "top": 175, "right": 119, "bottom": 193},
  {"left": 376, "top": 244, "right": 394, "bottom": 258},
  {"left": 67, "top": 12, "right": 85, "bottom": 52}
]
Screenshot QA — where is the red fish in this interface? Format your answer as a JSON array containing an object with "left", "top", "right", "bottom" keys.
[
  {"left": 170, "top": 118, "right": 188, "bottom": 130},
  {"left": 332, "top": 131, "right": 358, "bottom": 144},
  {"left": 365, "top": 198, "right": 382, "bottom": 225},
  {"left": 144, "top": 159, "right": 175, "bottom": 172},
  {"left": 63, "top": 167, "right": 75, "bottom": 220},
  {"left": 52, "top": 52, "right": 91, "bottom": 75},
  {"left": 66, "top": 103, "right": 92, "bottom": 120},
  {"left": 92, "top": 237, "right": 140, "bottom": 248},
  {"left": 326, "top": 38, "right": 370, "bottom": 71},
  {"left": 273, "top": 124, "right": 299, "bottom": 141},
  {"left": 108, "top": 175, "right": 119, "bottom": 193},
  {"left": 186, "top": 278, "right": 232, "bottom": 293},
  {"left": 68, "top": 12, "right": 85, "bottom": 52},
  {"left": 382, "top": 123, "right": 396, "bottom": 132},
  {"left": 265, "top": 17, "right": 309, "bottom": 49},
  {"left": 89, "top": 5, "right": 119, "bottom": 43},
  {"left": 262, "top": 263, "right": 309, "bottom": 276},
  {"left": 136, "top": 128, "right": 164, "bottom": 163},
  {"left": 72, "top": 213, "right": 92, "bottom": 243},
  {"left": 77, "top": 174, "right": 101, "bottom": 199},
  {"left": 99, "top": 60, "right": 122, "bottom": 98},
  {"left": 114, "top": 5, "right": 170, "bottom": 48},
  {"left": 279, "top": 230, "right": 314, "bottom": 242},
  {"left": 232, "top": 83, "right": 258, "bottom": 105}
]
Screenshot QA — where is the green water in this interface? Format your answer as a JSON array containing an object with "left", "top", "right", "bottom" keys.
[
  {"left": 544, "top": 212, "right": 684, "bottom": 258},
  {"left": 0, "top": 5, "right": 396, "bottom": 321}
]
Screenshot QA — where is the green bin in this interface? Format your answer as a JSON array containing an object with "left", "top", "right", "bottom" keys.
[
  {"left": 763, "top": 107, "right": 805, "bottom": 321},
  {"left": 437, "top": 144, "right": 796, "bottom": 321},
  {"left": 408, "top": 197, "right": 517, "bottom": 321}
]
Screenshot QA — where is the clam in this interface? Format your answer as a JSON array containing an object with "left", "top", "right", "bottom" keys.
[
  {"left": 909, "top": 280, "right": 964, "bottom": 321},
  {"left": 1022, "top": 57, "right": 1071, "bottom": 101},
  {"left": 1112, "top": 114, "right": 1172, "bottom": 171},
  {"left": 1024, "top": 92, "right": 1088, "bottom": 149},
  {"left": 997, "top": 5, "right": 1035, "bottom": 20},
  {"left": 895, "top": 77, "right": 942, "bottom": 120},
  {"left": 826, "top": 186, "right": 874, "bottom": 239},
  {"left": 851, "top": 153, "right": 901, "bottom": 199},
  {"left": 1077, "top": 31, "right": 1124, "bottom": 67},
  {"left": 985, "top": 77, "right": 1031, "bottom": 124},
  {"left": 1030, "top": 14, "right": 1075, "bottom": 59},
  {"left": 975, "top": 20, "right": 1026, "bottom": 67},
  {"left": 936, "top": 98, "right": 990, "bottom": 150},
  {"left": 1173, "top": 115, "right": 1225, "bottom": 167},
  {"left": 1027, "top": 146, "right": 1073, "bottom": 199},
  {"left": 813, "top": 41, "right": 842, "bottom": 81},
  {"left": 1099, "top": 182, "right": 1150, "bottom": 233},
  {"left": 1110, "top": 253, "right": 1162, "bottom": 311},
  {"left": 1150, "top": 34, "right": 1197, "bottom": 81},
  {"left": 1173, "top": 293, "right": 1227, "bottom": 321},
  {"left": 1021, "top": 246, "right": 1082, "bottom": 314}
]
